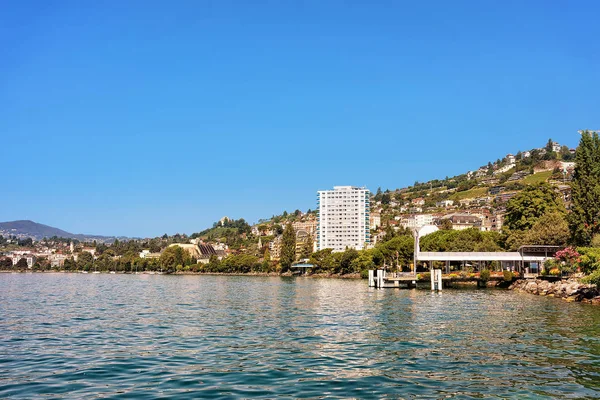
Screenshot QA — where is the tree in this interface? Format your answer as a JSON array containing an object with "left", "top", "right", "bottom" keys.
[
  {"left": 569, "top": 131, "right": 600, "bottom": 245},
  {"left": 0, "top": 257, "right": 13, "bottom": 269},
  {"left": 280, "top": 223, "right": 296, "bottom": 272},
  {"left": 77, "top": 251, "right": 94, "bottom": 271},
  {"left": 504, "top": 183, "right": 565, "bottom": 231},
  {"left": 439, "top": 218, "right": 453, "bottom": 230},
  {"left": 15, "top": 258, "right": 29, "bottom": 269},
  {"left": 300, "top": 236, "right": 314, "bottom": 259},
  {"left": 262, "top": 248, "right": 271, "bottom": 271},
  {"left": 336, "top": 248, "right": 359, "bottom": 274},
  {"left": 159, "top": 246, "right": 190, "bottom": 273},
  {"left": 381, "top": 193, "right": 391, "bottom": 205},
  {"left": 309, "top": 248, "right": 335, "bottom": 273},
  {"left": 524, "top": 211, "right": 569, "bottom": 246},
  {"left": 350, "top": 250, "right": 375, "bottom": 273}
]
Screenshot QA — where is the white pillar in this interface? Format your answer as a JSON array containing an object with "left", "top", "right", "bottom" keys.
[
  {"left": 436, "top": 269, "right": 443, "bottom": 291},
  {"left": 430, "top": 268, "right": 435, "bottom": 291},
  {"left": 368, "top": 270, "right": 374, "bottom": 287}
]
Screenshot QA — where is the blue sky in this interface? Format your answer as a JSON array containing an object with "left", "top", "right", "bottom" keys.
[{"left": 1, "top": 0, "right": 599, "bottom": 237}]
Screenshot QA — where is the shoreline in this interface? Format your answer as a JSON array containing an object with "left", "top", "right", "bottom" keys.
[
  {"left": 0, "top": 270, "right": 363, "bottom": 279},
  {"left": 509, "top": 278, "right": 600, "bottom": 304}
]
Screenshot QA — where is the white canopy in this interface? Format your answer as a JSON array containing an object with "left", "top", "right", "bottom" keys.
[{"left": 417, "top": 252, "right": 547, "bottom": 262}]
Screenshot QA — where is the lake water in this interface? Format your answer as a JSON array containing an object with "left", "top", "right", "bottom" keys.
[{"left": 1, "top": 273, "right": 599, "bottom": 399}]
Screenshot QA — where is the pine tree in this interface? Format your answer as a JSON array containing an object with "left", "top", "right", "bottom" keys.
[
  {"left": 280, "top": 223, "right": 296, "bottom": 272},
  {"left": 569, "top": 130, "right": 600, "bottom": 245},
  {"left": 300, "top": 235, "right": 314, "bottom": 259}
]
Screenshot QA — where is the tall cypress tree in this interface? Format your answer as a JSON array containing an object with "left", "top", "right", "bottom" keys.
[
  {"left": 569, "top": 130, "right": 600, "bottom": 245},
  {"left": 280, "top": 223, "right": 297, "bottom": 272}
]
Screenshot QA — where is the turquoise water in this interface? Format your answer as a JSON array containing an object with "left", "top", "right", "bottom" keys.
[{"left": 1, "top": 274, "right": 599, "bottom": 399}]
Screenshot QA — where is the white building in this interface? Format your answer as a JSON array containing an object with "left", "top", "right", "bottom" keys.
[
  {"left": 401, "top": 214, "right": 434, "bottom": 229},
  {"left": 494, "top": 163, "right": 515, "bottom": 174},
  {"left": 552, "top": 142, "right": 561, "bottom": 153},
  {"left": 369, "top": 213, "right": 381, "bottom": 230},
  {"left": 436, "top": 200, "right": 454, "bottom": 208},
  {"left": 317, "top": 186, "right": 370, "bottom": 251}
]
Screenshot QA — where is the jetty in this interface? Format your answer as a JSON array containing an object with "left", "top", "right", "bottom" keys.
[{"left": 369, "top": 241, "right": 560, "bottom": 290}]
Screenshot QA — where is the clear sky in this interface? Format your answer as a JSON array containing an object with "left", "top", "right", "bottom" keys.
[{"left": 1, "top": 0, "right": 599, "bottom": 237}]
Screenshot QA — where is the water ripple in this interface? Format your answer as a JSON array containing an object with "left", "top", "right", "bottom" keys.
[{"left": 1, "top": 273, "right": 600, "bottom": 398}]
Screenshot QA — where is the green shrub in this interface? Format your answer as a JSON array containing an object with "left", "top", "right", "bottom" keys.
[
  {"left": 420, "top": 272, "right": 430, "bottom": 281},
  {"left": 360, "top": 269, "right": 369, "bottom": 279},
  {"left": 503, "top": 270, "right": 514, "bottom": 282},
  {"left": 582, "top": 269, "right": 600, "bottom": 286},
  {"left": 479, "top": 269, "right": 491, "bottom": 282}
]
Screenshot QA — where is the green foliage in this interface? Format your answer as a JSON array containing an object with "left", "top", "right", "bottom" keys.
[
  {"left": 308, "top": 248, "right": 335, "bottom": 272},
  {"left": 221, "top": 254, "right": 261, "bottom": 273},
  {"left": 77, "top": 251, "right": 94, "bottom": 271},
  {"left": 520, "top": 211, "right": 569, "bottom": 246},
  {"left": 520, "top": 170, "right": 553, "bottom": 185},
  {"left": 575, "top": 247, "right": 600, "bottom": 274},
  {"left": 479, "top": 269, "right": 491, "bottom": 282},
  {"left": 351, "top": 250, "right": 375, "bottom": 273},
  {"left": 336, "top": 248, "right": 359, "bottom": 274},
  {"left": 570, "top": 131, "right": 600, "bottom": 245},
  {"left": 503, "top": 270, "right": 514, "bottom": 282},
  {"left": 420, "top": 229, "right": 501, "bottom": 252},
  {"left": 439, "top": 219, "right": 453, "bottom": 230},
  {"left": 299, "top": 236, "right": 314, "bottom": 259},
  {"left": 504, "top": 183, "right": 565, "bottom": 231},
  {"left": 280, "top": 223, "right": 296, "bottom": 272},
  {"left": 581, "top": 269, "right": 600, "bottom": 286},
  {"left": 376, "top": 235, "right": 414, "bottom": 268},
  {"left": 159, "top": 246, "right": 191, "bottom": 273},
  {"left": 450, "top": 187, "right": 488, "bottom": 201},
  {"left": 591, "top": 234, "right": 600, "bottom": 248}
]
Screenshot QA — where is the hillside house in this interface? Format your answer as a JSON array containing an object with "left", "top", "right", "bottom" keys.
[
  {"left": 436, "top": 200, "right": 455, "bottom": 208},
  {"left": 440, "top": 213, "right": 483, "bottom": 230}
]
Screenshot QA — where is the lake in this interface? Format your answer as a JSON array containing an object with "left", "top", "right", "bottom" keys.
[{"left": 1, "top": 273, "right": 599, "bottom": 399}]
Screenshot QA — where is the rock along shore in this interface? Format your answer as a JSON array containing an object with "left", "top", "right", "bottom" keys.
[{"left": 509, "top": 279, "right": 600, "bottom": 304}]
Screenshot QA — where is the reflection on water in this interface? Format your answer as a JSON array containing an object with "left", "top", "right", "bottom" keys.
[{"left": 1, "top": 274, "right": 599, "bottom": 398}]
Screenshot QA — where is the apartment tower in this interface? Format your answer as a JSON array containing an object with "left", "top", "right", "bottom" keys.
[{"left": 316, "top": 186, "right": 370, "bottom": 251}]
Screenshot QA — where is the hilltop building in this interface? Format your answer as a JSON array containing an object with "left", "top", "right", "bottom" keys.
[{"left": 317, "top": 186, "right": 370, "bottom": 252}]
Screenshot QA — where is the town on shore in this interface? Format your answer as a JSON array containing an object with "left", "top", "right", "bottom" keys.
[{"left": 2, "top": 133, "right": 600, "bottom": 296}]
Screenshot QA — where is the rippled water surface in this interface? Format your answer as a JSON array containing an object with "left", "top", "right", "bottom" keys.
[{"left": 1, "top": 274, "right": 600, "bottom": 399}]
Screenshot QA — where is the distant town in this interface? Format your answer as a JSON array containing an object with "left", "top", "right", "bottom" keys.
[{"left": 0, "top": 137, "right": 593, "bottom": 283}]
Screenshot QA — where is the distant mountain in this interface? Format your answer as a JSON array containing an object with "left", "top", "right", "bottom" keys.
[{"left": 0, "top": 220, "right": 126, "bottom": 243}]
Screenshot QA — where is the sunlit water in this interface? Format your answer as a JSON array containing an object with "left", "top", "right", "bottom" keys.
[{"left": 1, "top": 274, "right": 599, "bottom": 399}]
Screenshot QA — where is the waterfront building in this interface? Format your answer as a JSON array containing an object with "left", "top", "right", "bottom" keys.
[{"left": 317, "top": 186, "right": 370, "bottom": 252}]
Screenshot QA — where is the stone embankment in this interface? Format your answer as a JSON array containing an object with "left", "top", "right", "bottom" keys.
[{"left": 509, "top": 279, "right": 600, "bottom": 304}]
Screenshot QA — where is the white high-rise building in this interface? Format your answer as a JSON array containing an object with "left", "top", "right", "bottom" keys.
[{"left": 317, "top": 186, "right": 370, "bottom": 252}]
